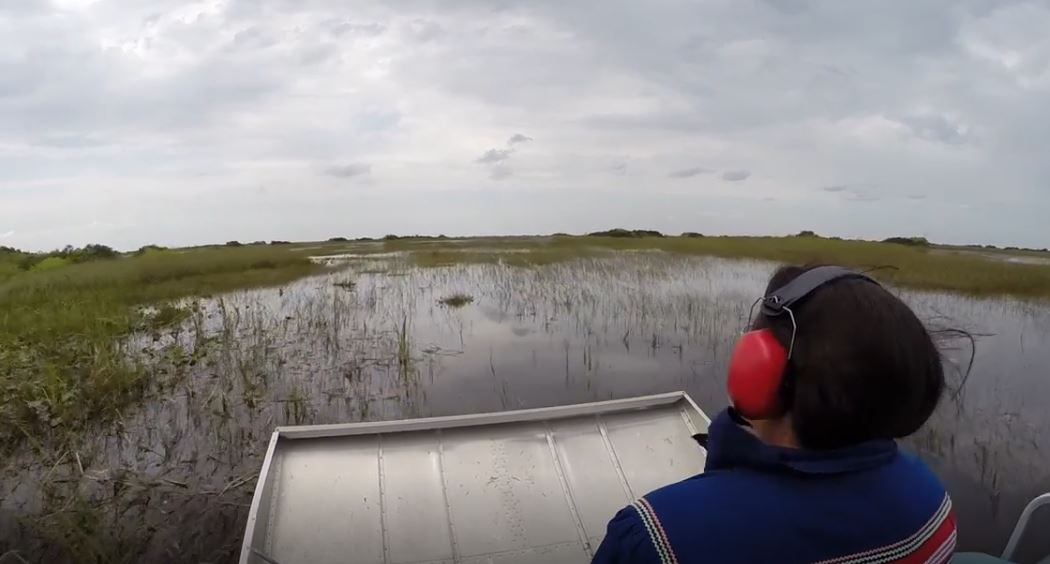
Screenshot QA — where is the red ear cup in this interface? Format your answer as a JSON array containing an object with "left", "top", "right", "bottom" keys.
[{"left": 727, "top": 329, "right": 789, "bottom": 420}]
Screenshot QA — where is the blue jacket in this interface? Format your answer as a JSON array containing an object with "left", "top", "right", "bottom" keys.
[{"left": 592, "top": 409, "right": 956, "bottom": 564}]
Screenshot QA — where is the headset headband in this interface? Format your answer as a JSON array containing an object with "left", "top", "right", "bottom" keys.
[
  {"left": 746, "top": 266, "right": 880, "bottom": 358},
  {"left": 760, "top": 266, "right": 879, "bottom": 317}
]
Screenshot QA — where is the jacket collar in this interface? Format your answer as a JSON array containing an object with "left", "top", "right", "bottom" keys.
[{"left": 698, "top": 408, "right": 898, "bottom": 475}]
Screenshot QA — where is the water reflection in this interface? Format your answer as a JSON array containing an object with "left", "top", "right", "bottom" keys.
[{"left": 1, "top": 254, "right": 1047, "bottom": 562}]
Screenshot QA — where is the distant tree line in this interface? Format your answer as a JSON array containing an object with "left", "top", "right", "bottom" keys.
[
  {"left": 976, "top": 243, "right": 1050, "bottom": 253},
  {"left": 587, "top": 228, "right": 666, "bottom": 238},
  {"left": 381, "top": 234, "right": 450, "bottom": 241},
  {"left": 13, "top": 244, "right": 119, "bottom": 271}
]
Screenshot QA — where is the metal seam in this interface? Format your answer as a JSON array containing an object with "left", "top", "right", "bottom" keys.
[
  {"left": 377, "top": 434, "right": 390, "bottom": 564},
  {"left": 544, "top": 422, "right": 594, "bottom": 556},
  {"left": 596, "top": 414, "right": 634, "bottom": 500},
  {"left": 435, "top": 429, "right": 461, "bottom": 562}
]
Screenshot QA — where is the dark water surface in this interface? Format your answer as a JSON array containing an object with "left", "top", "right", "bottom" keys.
[{"left": 2, "top": 254, "right": 1048, "bottom": 562}]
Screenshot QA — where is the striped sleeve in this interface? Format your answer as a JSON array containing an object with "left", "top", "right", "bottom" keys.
[
  {"left": 631, "top": 497, "right": 681, "bottom": 564},
  {"left": 592, "top": 501, "right": 675, "bottom": 564},
  {"left": 814, "top": 494, "right": 957, "bottom": 564}
]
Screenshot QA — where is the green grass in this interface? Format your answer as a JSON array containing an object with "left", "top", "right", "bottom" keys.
[{"left": 0, "top": 246, "right": 325, "bottom": 451}]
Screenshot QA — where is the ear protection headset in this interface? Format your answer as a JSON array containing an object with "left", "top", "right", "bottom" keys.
[{"left": 727, "top": 266, "right": 880, "bottom": 420}]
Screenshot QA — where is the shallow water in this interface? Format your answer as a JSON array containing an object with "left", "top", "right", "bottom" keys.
[{"left": 2, "top": 254, "right": 1048, "bottom": 562}]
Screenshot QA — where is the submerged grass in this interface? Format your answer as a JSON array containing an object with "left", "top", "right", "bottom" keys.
[{"left": 0, "top": 246, "right": 325, "bottom": 451}]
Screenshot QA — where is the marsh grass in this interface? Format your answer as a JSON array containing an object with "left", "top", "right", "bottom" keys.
[
  {"left": 0, "top": 246, "right": 325, "bottom": 451},
  {"left": 7, "top": 233, "right": 1041, "bottom": 452},
  {"left": 370, "top": 235, "right": 1050, "bottom": 299}
]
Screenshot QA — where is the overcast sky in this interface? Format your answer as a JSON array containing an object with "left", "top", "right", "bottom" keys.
[{"left": 2, "top": 0, "right": 1048, "bottom": 251}]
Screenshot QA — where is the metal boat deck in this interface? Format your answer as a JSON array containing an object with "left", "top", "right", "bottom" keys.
[{"left": 240, "top": 392, "right": 710, "bottom": 564}]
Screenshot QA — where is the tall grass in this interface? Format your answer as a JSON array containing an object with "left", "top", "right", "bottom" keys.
[
  {"left": 381, "top": 235, "right": 1050, "bottom": 299},
  {"left": 571, "top": 236, "right": 1050, "bottom": 298},
  {"left": 0, "top": 246, "right": 324, "bottom": 451}
]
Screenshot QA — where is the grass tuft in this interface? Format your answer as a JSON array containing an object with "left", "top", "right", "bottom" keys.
[
  {"left": 439, "top": 293, "right": 475, "bottom": 308},
  {"left": 333, "top": 279, "right": 357, "bottom": 291}
]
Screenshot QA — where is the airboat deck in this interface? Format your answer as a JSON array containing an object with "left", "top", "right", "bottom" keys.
[{"left": 239, "top": 392, "right": 710, "bottom": 564}]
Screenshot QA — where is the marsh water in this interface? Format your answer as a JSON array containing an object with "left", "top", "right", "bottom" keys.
[{"left": 2, "top": 253, "right": 1048, "bottom": 562}]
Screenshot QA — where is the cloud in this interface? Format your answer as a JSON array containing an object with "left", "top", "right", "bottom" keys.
[
  {"left": 324, "top": 163, "right": 372, "bottom": 178},
  {"left": 895, "top": 114, "right": 969, "bottom": 145},
  {"left": 906, "top": 194, "right": 927, "bottom": 200},
  {"left": 669, "top": 167, "right": 713, "bottom": 179},
  {"left": 821, "top": 183, "right": 882, "bottom": 202},
  {"left": 489, "top": 166, "right": 513, "bottom": 180},
  {"left": 722, "top": 170, "right": 751, "bottom": 182},
  {"left": 476, "top": 148, "right": 513, "bottom": 164},
  {"left": 845, "top": 192, "right": 881, "bottom": 202},
  {"left": 231, "top": 26, "right": 279, "bottom": 50},
  {"left": 1, "top": 0, "right": 1049, "bottom": 250},
  {"left": 298, "top": 43, "right": 339, "bottom": 65},
  {"left": 0, "top": 230, "right": 14, "bottom": 239},
  {"left": 326, "top": 19, "right": 387, "bottom": 37},
  {"left": 406, "top": 19, "right": 443, "bottom": 42},
  {"left": 478, "top": 135, "right": 531, "bottom": 176}
]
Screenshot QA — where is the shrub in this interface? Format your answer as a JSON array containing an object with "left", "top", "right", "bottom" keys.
[
  {"left": 882, "top": 237, "right": 931, "bottom": 247},
  {"left": 77, "top": 244, "right": 119, "bottom": 261},
  {"left": 225, "top": 240, "right": 243, "bottom": 247},
  {"left": 681, "top": 232, "right": 704, "bottom": 238},
  {"left": 31, "top": 256, "right": 71, "bottom": 271},
  {"left": 328, "top": 237, "right": 349, "bottom": 242},
  {"left": 135, "top": 244, "right": 168, "bottom": 256}
]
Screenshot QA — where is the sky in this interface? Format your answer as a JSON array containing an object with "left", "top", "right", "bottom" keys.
[{"left": 1, "top": 0, "right": 1049, "bottom": 251}]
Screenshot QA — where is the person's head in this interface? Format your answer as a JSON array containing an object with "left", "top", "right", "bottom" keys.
[{"left": 744, "top": 265, "right": 944, "bottom": 450}]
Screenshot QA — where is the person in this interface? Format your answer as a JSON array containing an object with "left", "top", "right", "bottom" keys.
[{"left": 592, "top": 265, "right": 957, "bottom": 564}]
